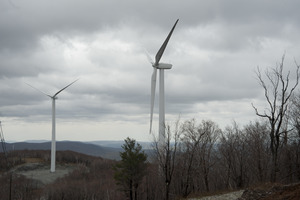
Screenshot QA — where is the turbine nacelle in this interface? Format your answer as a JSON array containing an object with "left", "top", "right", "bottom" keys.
[{"left": 154, "top": 63, "right": 172, "bottom": 69}]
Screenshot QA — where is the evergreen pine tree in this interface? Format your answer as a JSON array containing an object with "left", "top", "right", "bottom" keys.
[{"left": 114, "top": 137, "right": 147, "bottom": 200}]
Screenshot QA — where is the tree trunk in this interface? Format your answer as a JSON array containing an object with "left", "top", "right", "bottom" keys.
[
  {"left": 270, "top": 145, "right": 278, "bottom": 182},
  {"left": 130, "top": 180, "right": 133, "bottom": 200},
  {"left": 165, "top": 183, "right": 170, "bottom": 200},
  {"left": 297, "top": 142, "right": 300, "bottom": 180},
  {"left": 203, "top": 159, "right": 210, "bottom": 192},
  {"left": 134, "top": 186, "right": 137, "bottom": 200},
  {"left": 204, "top": 171, "right": 209, "bottom": 192},
  {"left": 258, "top": 156, "right": 263, "bottom": 182},
  {"left": 270, "top": 128, "right": 280, "bottom": 183}
]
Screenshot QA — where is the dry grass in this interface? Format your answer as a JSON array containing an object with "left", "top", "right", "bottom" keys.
[{"left": 24, "top": 157, "right": 44, "bottom": 163}]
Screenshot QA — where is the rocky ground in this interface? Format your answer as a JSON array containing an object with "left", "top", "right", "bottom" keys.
[
  {"left": 189, "top": 182, "right": 300, "bottom": 200},
  {"left": 238, "top": 182, "right": 300, "bottom": 200}
]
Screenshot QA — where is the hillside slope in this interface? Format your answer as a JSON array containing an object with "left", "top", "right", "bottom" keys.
[{"left": 2, "top": 141, "right": 122, "bottom": 160}]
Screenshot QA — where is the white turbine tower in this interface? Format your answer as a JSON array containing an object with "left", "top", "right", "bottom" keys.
[
  {"left": 26, "top": 79, "right": 78, "bottom": 172},
  {"left": 148, "top": 19, "right": 179, "bottom": 145}
]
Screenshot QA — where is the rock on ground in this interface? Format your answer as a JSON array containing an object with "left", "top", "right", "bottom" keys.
[
  {"left": 238, "top": 182, "right": 300, "bottom": 200},
  {"left": 189, "top": 190, "right": 244, "bottom": 200}
]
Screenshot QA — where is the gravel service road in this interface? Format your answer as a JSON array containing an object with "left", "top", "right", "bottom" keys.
[{"left": 13, "top": 163, "right": 75, "bottom": 185}]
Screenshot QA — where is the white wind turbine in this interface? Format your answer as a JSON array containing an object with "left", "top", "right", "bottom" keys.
[
  {"left": 26, "top": 79, "right": 78, "bottom": 172},
  {"left": 148, "top": 19, "right": 179, "bottom": 144}
]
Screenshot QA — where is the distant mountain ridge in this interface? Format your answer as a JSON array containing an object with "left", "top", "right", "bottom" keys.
[
  {"left": 87, "top": 140, "right": 153, "bottom": 149},
  {"left": 2, "top": 141, "right": 122, "bottom": 160}
]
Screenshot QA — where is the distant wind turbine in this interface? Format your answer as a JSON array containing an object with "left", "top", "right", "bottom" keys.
[
  {"left": 147, "top": 19, "right": 179, "bottom": 144},
  {"left": 26, "top": 79, "right": 78, "bottom": 172}
]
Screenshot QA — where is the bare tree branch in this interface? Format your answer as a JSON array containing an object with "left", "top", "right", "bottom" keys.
[{"left": 252, "top": 55, "right": 300, "bottom": 182}]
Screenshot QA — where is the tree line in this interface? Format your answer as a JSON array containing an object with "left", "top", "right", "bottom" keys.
[
  {"left": 114, "top": 115, "right": 299, "bottom": 200},
  {"left": 115, "top": 55, "right": 300, "bottom": 200}
]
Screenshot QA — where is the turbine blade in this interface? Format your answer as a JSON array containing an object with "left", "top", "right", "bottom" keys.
[
  {"left": 150, "top": 67, "right": 157, "bottom": 133},
  {"left": 155, "top": 19, "right": 179, "bottom": 66},
  {"left": 144, "top": 48, "right": 154, "bottom": 65},
  {"left": 25, "top": 82, "right": 52, "bottom": 98},
  {"left": 54, "top": 79, "right": 79, "bottom": 97}
]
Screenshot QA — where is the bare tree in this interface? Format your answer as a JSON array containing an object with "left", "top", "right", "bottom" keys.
[
  {"left": 198, "top": 120, "right": 220, "bottom": 192},
  {"left": 290, "top": 91, "right": 300, "bottom": 139},
  {"left": 252, "top": 55, "right": 300, "bottom": 182},
  {"left": 152, "top": 120, "right": 181, "bottom": 200},
  {"left": 288, "top": 92, "right": 300, "bottom": 180},
  {"left": 179, "top": 119, "right": 205, "bottom": 197},
  {"left": 219, "top": 121, "right": 248, "bottom": 189},
  {"left": 173, "top": 119, "right": 220, "bottom": 196},
  {"left": 244, "top": 121, "right": 269, "bottom": 183}
]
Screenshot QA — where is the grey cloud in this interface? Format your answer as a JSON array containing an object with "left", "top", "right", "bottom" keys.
[
  {"left": 1, "top": 0, "right": 300, "bottom": 141},
  {"left": 2, "top": 0, "right": 299, "bottom": 54}
]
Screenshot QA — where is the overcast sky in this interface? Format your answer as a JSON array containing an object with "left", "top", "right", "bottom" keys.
[{"left": 1, "top": 0, "right": 300, "bottom": 142}]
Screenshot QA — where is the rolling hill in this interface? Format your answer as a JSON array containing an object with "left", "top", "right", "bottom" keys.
[{"left": 2, "top": 141, "right": 122, "bottom": 160}]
